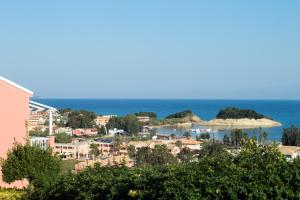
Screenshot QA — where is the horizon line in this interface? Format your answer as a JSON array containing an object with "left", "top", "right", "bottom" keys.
[{"left": 31, "top": 97, "right": 300, "bottom": 101}]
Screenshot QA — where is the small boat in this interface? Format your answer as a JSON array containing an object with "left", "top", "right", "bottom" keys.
[{"left": 189, "top": 128, "right": 215, "bottom": 134}]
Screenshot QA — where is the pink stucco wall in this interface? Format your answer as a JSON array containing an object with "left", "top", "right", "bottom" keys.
[{"left": 0, "top": 79, "right": 31, "bottom": 188}]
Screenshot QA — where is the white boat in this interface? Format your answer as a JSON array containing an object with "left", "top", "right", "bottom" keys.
[{"left": 188, "top": 128, "right": 216, "bottom": 134}]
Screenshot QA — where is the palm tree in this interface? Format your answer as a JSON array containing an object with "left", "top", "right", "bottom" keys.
[
  {"left": 183, "top": 131, "right": 191, "bottom": 139},
  {"left": 90, "top": 143, "right": 100, "bottom": 160},
  {"left": 114, "top": 136, "right": 122, "bottom": 155},
  {"left": 175, "top": 140, "right": 183, "bottom": 148},
  {"left": 262, "top": 131, "right": 268, "bottom": 145}
]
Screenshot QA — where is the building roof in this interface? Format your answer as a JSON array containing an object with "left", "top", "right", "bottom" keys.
[
  {"left": 0, "top": 76, "right": 33, "bottom": 95},
  {"left": 29, "top": 100, "right": 57, "bottom": 111},
  {"left": 172, "top": 139, "right": 202, "bottom": 145},
  {"left": 278, "top": 146, "right": 300, "bottom": 156}
]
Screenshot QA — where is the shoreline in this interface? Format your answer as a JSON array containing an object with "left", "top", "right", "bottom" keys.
[{"left": 153, "top": 118, "right": 282, "bottom": 130}]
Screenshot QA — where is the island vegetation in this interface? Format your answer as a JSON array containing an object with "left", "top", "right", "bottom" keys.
[
  {"left": 152, "top": 110, "right": 202, "bottom": 127},
  {"left": 216, "top": 107, "right": 268, "bottom": 119},
  {"left": 134, "top": 112, "right": 157, "bottom": 119},
  {"left": 165, "top": 110, "right": 193, "bottom": 119}
]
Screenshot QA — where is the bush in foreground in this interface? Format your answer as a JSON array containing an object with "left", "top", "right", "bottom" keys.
[
  {"left": 28, "top": 141, "right": 300, "bottom": 200},
  {"left": 0, "top": 189, "right": 24, "bottom": 200}
]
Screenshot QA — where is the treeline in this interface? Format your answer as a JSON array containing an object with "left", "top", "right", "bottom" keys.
[
  {"left": 165, "top": 110, "right": 193, "bottom": 119},
  {"left": 106, "top": 115, "right": 142, "bottom": 135},
  {"left": 281, "top": 125, "right": 300, "bottom": 146},
  {"left": 134, "top": 112, "right": 157, "bottom": 119},
  {"left": 216, "top": 107, "right": 268, "bottom": 119},
  {"left": 23, "top": 142, "right": 300, "bottom": 200},
  {"left": 59, "top": 109, "right": 97, "bottom": 129}
]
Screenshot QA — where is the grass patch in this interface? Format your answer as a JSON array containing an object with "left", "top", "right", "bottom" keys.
[{"left": 60, "top": 160, "right": 80, "bottom": 174}]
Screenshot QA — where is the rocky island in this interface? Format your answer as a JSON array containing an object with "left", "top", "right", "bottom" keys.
[
  {"left": 199, "top": 107, "right": 282, "bottom": 129},
  {"left": 153, "top": 110, "right": 203, "bottom": 128}
]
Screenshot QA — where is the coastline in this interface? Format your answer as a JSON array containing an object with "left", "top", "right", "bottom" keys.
[{"left": 153, "top": 118, "right": 282, "bottom": 130}]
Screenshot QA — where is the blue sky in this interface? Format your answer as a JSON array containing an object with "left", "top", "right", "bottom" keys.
[{"left": 1, "top": 1, "right": 299, "bottom": 99}]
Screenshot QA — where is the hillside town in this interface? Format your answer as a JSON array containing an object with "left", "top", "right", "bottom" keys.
[{"left": 28, "top": 106, "right": 204, "bottom": 170}]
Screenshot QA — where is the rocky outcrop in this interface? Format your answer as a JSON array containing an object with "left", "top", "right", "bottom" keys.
[{"left": 199, "top": 118, "right": 282, "bottom": 129}]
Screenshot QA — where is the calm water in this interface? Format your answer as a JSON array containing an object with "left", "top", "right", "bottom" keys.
[{"left": 34, "top": 99, "right": 300, "bottom": 141}]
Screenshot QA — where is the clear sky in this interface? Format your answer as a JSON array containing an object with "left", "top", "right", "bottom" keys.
[{"left": 1, "top": 1, "right": 299, "bottom": 99}]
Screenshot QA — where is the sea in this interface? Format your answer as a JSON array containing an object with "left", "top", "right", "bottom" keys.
[{"left": 34, "top": 99, "right": 300, "bottom": 142}]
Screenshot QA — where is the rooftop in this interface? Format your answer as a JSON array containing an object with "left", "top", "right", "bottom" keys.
[{"left": 278, "top": 146, "right": 300, "bottom": 155}]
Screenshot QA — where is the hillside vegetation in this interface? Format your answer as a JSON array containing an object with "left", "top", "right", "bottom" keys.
[
  {"left": 165, "top": 110, "right": 193, "bottom": 119},
  {"left": 26, "top": 142, "right": 300, "bottom": 200}
]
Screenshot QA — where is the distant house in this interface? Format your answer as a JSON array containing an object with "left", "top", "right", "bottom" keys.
[
  {"left": 73, "top": 128, "right": 98, "bottom": 137},
  {"left": 54, "top": 127, "right": 73, "bottom": 135},
  {"left": 95, "top": 115, "right": 116, "bottom": 127},
  {"left": 108, "top": 128, "right": 124, "bottom": 136},
  {"left": 278, "top": 145, "right": 300, "bottom": 160},
  {"left": 136, "top": 116, "right": 150, "bottom": 123},
  {"left": 171, "top": 139, "right": 202, "bottom": 151},
  {"left": 0, "top": 76, "right": 33, "bottom": 188}
]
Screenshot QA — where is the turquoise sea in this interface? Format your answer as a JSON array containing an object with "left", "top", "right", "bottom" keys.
[{"left": 34, "top": 99, "right": 300, "bottom": 142}]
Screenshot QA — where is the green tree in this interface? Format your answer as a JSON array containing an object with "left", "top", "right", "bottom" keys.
[
  {"left": 90, "top": 144, "right": 100, "bottom": 160},
  {"left": 134, "top": 112, "right": 157, "bottom": 119},
  {"left": 170, "top": 133, "right": 176, "bottom": 139},
  {"left": 55, "top": 132, "right": 72, "bottom": 143},
  {"left": 127, "top": 145, "right": 136, "bottom": 159},
  {"left": 223, "top": 135, "right": 230, "bottom": 146},
  {"left": 106, "top": 115, "right": 142, "bottom": 135},
  {"left": 0, "top": 143, "right": 60, "bottom": 186},
  {"left": 175, "top": 140, "right": 183, "bottom": 148},
  {"left": 183, "top": 131, "right": 191, "bottom": 139},
  {"left": 114, "top": 136, "right": 122, "bottom": 155},
  {"left": 230, "top": 129, "right": 244, "bottom": 146},
  {"left": 29, "top": 128, "right": 48, "bottom": 137},
  {"left": 166, "top": 110, "right": 193, "bottom": 119},
  {"left": 216, "top": 107, "right": 268, "bottom": 119},
  {"left": 97, "top": 126, "right": 107, "bottom": 135},
  {"left": 135, "top": 146, "right": 152, "bottom": 166},
  {"left": 150, "top": 145, "right": 177, "bottom": 165},
  {"left": 281, "top": 125, "right": 300, "bottom": 146},
  {"left": 135, "top": 145, "right": 177, "bottom": 166},
  {"left": 66, "top": 110, "right": 97, "bottom": 129},
  {"left": 177, "top": 147, "right": 193, "bottom": 163},
  {"left": 262, "top": 131, "right": 268, "bottom": 145},
  {"left": 200, "top": 133, "right": 210, "bottom": 140},
  {"left": 198, "top": 142, "right": 227, "bottom": 158}
]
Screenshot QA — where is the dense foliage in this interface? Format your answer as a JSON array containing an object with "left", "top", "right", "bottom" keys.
[
  {"left": 281, "top": 125, "right": 300, "bottom": 146},
  {"left": 0, "top": 143, "right": 60, "bottom": 186},
  {"left": 0, "top": 189, "right": 24, "bottom": 200},
  {"left": 27, "top": 141, "right": 300, "bottom": 200},
  {"left": 196, "top": 133, "right": 210, "bottom": 140},
  {"left": 135, "top": 145, "right": 177, "bottom": 166},
  {"left": 134, "top": 112, "right": 157, "bottom": 119},
  {"left": 64, "top": 110, "right": 97, "bottom": 129},
  {"left": 55, "top": 132, "right": 72, "bottom": 143},
  {"left": 165, "top": 110, "right": 193, "bottom": 119},
  {"left": 216, "top": 107, "right": 267, "bottom": 119},
  {"left": 106, "top": 115, "right": 142, "bottom": 135},
  {"left": 29, "top": 128, "right": 48, "bottom": 137}
]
